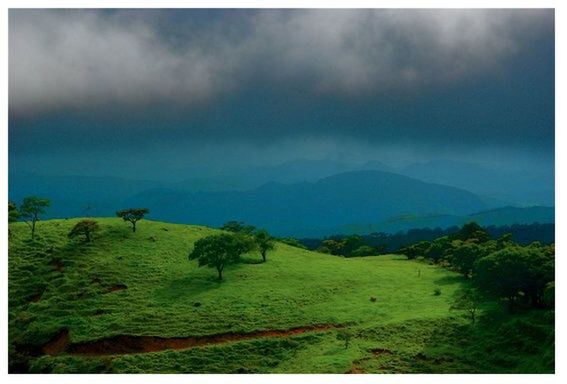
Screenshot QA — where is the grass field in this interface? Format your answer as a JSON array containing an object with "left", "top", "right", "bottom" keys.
[{"left": 8, "top": 218, "right": 554, "bottom": 373}]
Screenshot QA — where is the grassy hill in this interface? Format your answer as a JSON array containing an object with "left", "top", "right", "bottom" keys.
[{"left": 9, "top": 218, "right": 553, "bottom": 373}]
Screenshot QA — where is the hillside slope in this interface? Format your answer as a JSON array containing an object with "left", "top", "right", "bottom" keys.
[{"left": 9, "top": 219, "right": 553, "bottom": 373}]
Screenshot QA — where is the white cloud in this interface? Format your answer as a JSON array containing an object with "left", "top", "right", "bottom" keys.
[{"left": 9, "top": 9, "right": 553, "bottom": 115}]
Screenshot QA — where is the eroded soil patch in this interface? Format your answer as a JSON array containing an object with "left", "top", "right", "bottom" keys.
[
  {"left": 47, "top": 324, "right": 340, "bottom": 356},
  {"left": 43, "top": 329, "right": 70, "bottom": 356},
  {"left": 108, "top": 284, "right": 127, "bottom": 293}
]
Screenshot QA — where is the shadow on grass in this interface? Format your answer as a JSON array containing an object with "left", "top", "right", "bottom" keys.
[
  {"left": 433, "top": 275, "right": 465, "bottom": 286},
  {"left": 153, "top": 274, "right": 224, "bottom": 301},
  {"left": 355, "top": 306, "right": 554, "bottom": 373}
]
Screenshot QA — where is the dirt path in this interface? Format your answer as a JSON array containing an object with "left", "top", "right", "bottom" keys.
[{"left": 45, "top": 324, "right": 341, "bottom": 357}]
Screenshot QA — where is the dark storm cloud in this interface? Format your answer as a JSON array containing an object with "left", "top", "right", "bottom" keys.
[{"left": 9, "top": 9, "right": 553, "bottom": 115}]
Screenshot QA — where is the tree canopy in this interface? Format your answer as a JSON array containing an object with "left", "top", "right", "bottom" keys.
[
  {"left": 68, "top": 220, "right": 100, "bottom": 242},
  {"left": 20, "top": 196, "right": 50, "bottom": 239},
  {"left": 8, "top": 201, "right": 19, "bottom": 223},
  {"left": 116, "top": 208, "right": 149, "bottom": 232},
  {"left": 254, "top": 229, "right": 275, "bottom": 262},
  {"left": 188, "top": 233, "right": 253, "bottom": 280}
]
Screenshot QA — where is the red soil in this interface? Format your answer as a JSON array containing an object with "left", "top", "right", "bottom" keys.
[
  {"left": 43, "top": 329, "right": 70, "bottom": 356},
  {"left": 348, "top": 363, "right": 365, "bottom": 374},
  {"left": 55, "top": 324, "right": 340, "bottom": 356}
]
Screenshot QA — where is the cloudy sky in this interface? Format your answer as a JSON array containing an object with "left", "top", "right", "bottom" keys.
[{"left": 9, "top": 9, "right": 554, "bottom": 179}]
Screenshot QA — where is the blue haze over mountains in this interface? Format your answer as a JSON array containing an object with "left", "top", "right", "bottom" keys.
[{"left": 9, "top": 159, "right": 554, "bottom": 237}]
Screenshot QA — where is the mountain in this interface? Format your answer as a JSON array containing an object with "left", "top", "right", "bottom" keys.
[
  {"left": 123, "top": 170, "right": 495, "bottom": 236},
  {"left": 173, "top": 158, "right": 394, "bottom": 190},
  {"left": 399, "top": 160, "right": 554, "bottom": 206}
]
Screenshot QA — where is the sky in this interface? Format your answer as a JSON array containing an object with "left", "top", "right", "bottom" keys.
[{"left": 8, "top": 9, "right": 555, "bottom": 180}]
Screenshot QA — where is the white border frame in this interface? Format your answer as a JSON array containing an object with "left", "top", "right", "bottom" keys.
[{"left": 1, "top": 1, "right": 562, "bottom": 383}]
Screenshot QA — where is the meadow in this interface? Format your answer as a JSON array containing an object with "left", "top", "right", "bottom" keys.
[{"left": 8, "top": 218, "right": 553, "bottom": 373}]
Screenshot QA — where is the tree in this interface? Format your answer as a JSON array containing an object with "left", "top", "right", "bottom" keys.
[
  {"left": 336, "top": 329, "right": 353, "bottom": 349},
  {"left": 341, "top": 235, "right": 365, "bottom": 256},
  {"left": 254, "top": 229, "right": 275, "bottom": 262},
  {"left": 450, "top": 289, "right": 482, "bottom": 324},
  {"left": 399, "top": 241, "right": 430, "bottom": 260},
  {"left": 452, "top": 222, "right": 490, "bottom": 243},
  {"left": 8, "top": 201, "right": 19, "bottom": 236},
  {"left": 220, "top": 220, "right": 256, "bottom": 235},
  {"left": 68, "top": 220, "right": 100, "bottom": 242},
  {"left": 8, "top": 201, "right": 19, "bottom": 223},
  {"left": 20, "top": 196, "right": 50, "bottom": 239},
  {"left": 446, "top": 241, "right": 487, "bottom": 278},
  {"left": 351, "top": 245, "right": 376, "bottom": 257},
  {"left": 116, "top": 208, "right": 149, "bottom": 232},
  {"left": 474, "top": 245, "right": 554, "bottom": 309},
  {"left": 424, "top": 236, "right": 451, "bottom": 263},
  {"left": 318, "top": 239, "right": 344, "bottom": 256},
  {"left": 189, "top": 233, "right": 253, "bottom": 280}
]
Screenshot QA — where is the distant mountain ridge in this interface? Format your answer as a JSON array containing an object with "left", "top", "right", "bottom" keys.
[
  {"left": 399, "top": 159, "right": 554, "bottom": 206},
  {"left": 9, "top": 162, "right": 554, "bottom": 237},
  {"left": 122, "top": 170, "right": 497, "bottom": 236}
]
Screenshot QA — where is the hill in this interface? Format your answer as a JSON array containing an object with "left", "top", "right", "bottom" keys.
[
  {"left": 124, "top": 170, "right": 495, "bottom": 236},
  {"left": 400, "top": 159, "right": 554, "bottom": 206},
  {"left": 9, "top": 219, "right": 553, "bottom": 373}
]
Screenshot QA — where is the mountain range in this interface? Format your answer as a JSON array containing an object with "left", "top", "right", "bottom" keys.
[{"left": 9, "top": 159, "right": 554, "bottom": 237}]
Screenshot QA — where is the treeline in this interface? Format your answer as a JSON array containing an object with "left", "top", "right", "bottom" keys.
[
  {"left": 300, "top": 222, "right": 554, "bottom": 255},
  {"left": 8, "top": 196, "right": 151, "bottom": 241},
  {"left": 399, "top": 222, "right": 554, "bottom": 311}
]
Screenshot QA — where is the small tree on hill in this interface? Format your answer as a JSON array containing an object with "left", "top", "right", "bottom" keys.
[
  {"left": 318, "top": 239, "right": 344, "bottom": 256},
  {"left": 116, "top": 208, "right": 149, "bottom": 232},
  {"left": 255, "top": 229, "right": 275, "bottom": 262},
  {"left": 68, "top": 220, "right": 100, "bottom": 242},
  {"left": 8, "top": 201, "right": 19, "bottom": 236},
  {"left": 336, "top": 329, "right": 353, "bottom": 349},
  {"left": 450, "top": 289, "right": 482, "bottom": 324},
  {"left": 351, "top": 245, "right": 376, "bottom": 257},
  {"left": 20, "top": 196, "right": 50, "bottom": 239},
  {"left": 189, "top": 233, "right": 253, "bottom": 280}
]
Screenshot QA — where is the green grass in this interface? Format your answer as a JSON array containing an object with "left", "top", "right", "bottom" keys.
[{"left": 9, "top": 218, "right": 554, "bottom": 373}]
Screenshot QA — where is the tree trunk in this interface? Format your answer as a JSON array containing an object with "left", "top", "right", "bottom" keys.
[
  {"left": 132, "top": 221, "right": 136, "bottom": 232},
  {"left": 217, "top": 266, "right": 223, "bottom": 280},
  {"left": 85, "top": 231, "right": 91, "bottom": 242},
  {"left": 261, "top": 251, "right": 266, "bottom": 263},
  {"left": 31, "top": 219, "right": 36, "bottom": 239}
]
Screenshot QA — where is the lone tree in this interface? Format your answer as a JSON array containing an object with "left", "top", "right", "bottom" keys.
[
  {"left": 189, "top": 233, "right": 253, "bottom": 280},
  {"left": 68, "top": 220, "right": 100, "bottom": 242},
  {"left": 8, "top": 201, "right": 20, "bottom": 236},
  {"left": 255, "top": 229, "right": 275, "bottom": 262},
  {"left": 336, "top": 329, "right": 353, "bottom": 349},
  {"left": 450, "top": 290, "right": 482, "bottom": 324},
  {"left": 20, "top": 196, "right": 50, "bottom": 239},
  {"left": 116, "top": 208, "right": 149, "bottom": 232}
]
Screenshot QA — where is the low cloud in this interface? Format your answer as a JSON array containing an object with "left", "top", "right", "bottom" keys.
[{"left": 9, "top": 9, "right": 553, "bottom": 115}]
